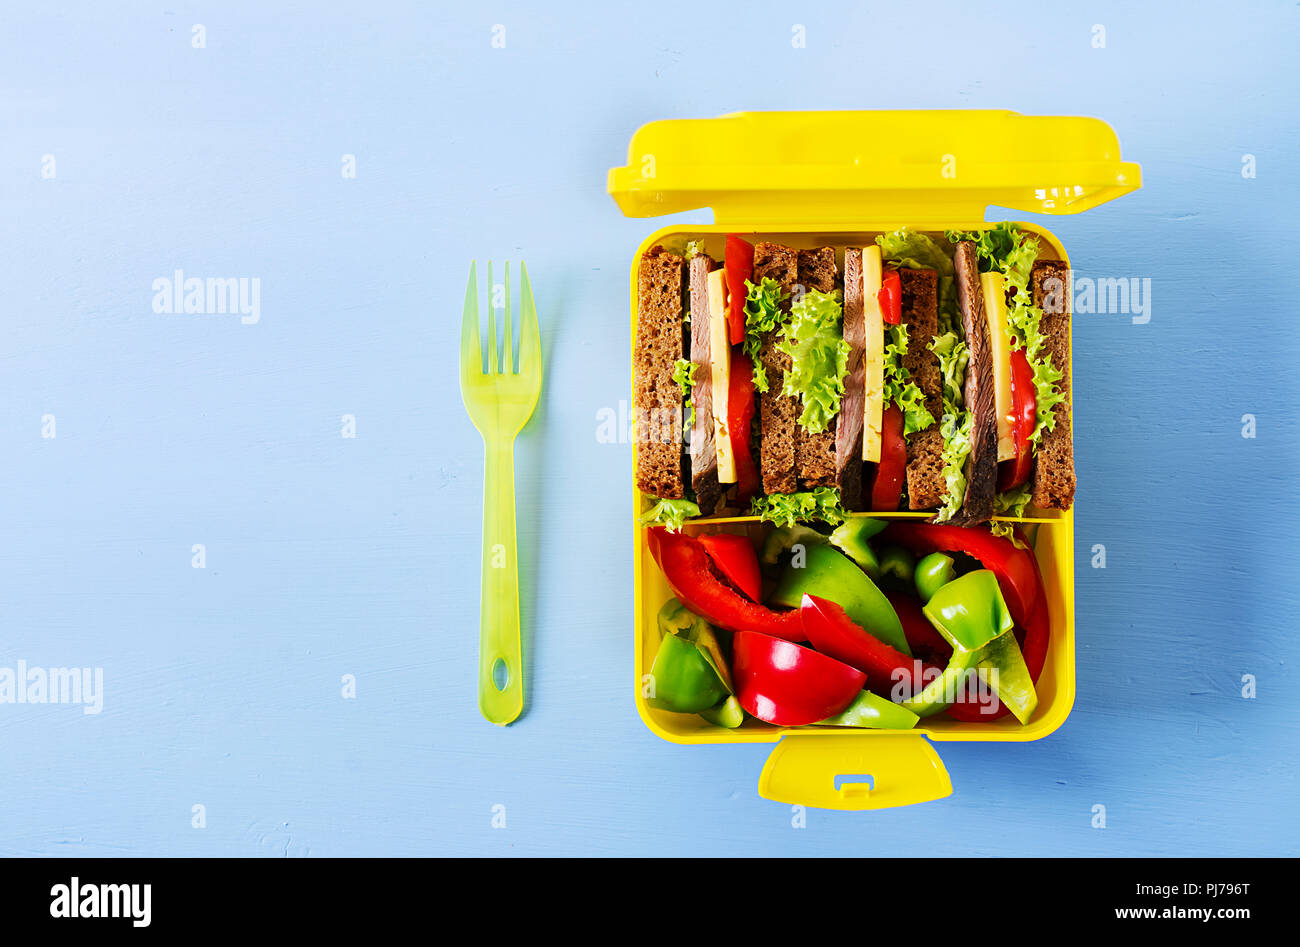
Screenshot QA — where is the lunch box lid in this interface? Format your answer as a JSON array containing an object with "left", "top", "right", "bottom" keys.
[{"left": 608, "top": 109, "right": 1141, "bottom": 225}]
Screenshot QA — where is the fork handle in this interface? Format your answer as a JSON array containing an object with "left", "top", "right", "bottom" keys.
[{"left": 478, "top": 437, "right": 524, "bottom": 725}]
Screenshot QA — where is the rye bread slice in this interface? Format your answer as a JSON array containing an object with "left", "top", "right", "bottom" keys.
[
  {"left": 752, "top": 241, "right": 800, "bottom": 495},
  {"left": 899, "top": 268, "right": 946, "bottom": 510},
  {"left": 1029, "top": 260, "right": 1076, "bottom": 509},
  {"left": 797, "top": 247, "right": 837, "bottom": 296},
  {"left": 634, "top": 245, "right": 686, "bottom": 499}
]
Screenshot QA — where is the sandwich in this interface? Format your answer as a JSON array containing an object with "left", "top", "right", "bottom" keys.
[
  {"left": 874, "top": 224, "right": 1075, "bottom": 524},
  {"left": 633, "top": 243, "right": 723, "bottom": 529},
  {"left": 633, "top": 225, "right": 1074, "bottom": 530}
]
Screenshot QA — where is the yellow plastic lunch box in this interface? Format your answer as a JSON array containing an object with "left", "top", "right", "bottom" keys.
[{"left": 608, "top": 110, "right": 1141, "bottom": 810}]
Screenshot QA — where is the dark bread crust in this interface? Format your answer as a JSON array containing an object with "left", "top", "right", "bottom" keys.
[
  {"left": 753, "top": 241, "right": 800, "bottom": 495},
  {"left": 634, "top": 246, "right": 686, "bottom": 499},
  {"left": 795, "top": 247, "right": 839, "bottom": 488},
  {"left": 949, "top": 242, "right": 996, "bottom": 525},
  {"left": 835, "top": 249, "right": 865, "bottom": 510},
  {"left": 689, "top": 254, "right": 722, "bottom": 515},
  {"left": 1030, "top": 260, "right": 1076, "bottom": 509}
]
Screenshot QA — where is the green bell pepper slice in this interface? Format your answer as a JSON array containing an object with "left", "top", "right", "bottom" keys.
[
  {"left": 914, "top": 552, "right": 957, "bottom": 603},
  {"left": 646, "top": 631, "right": 728, "bottom": 714},
  {"left": 814, "top": 689, "right": 920, "bottom": 729},
  {"left": 973, "top": 630, "right": 1037, "bottom": 724},
  {"left": 899, "top": 647, "right": 982, "bottom": 718},
  {"left": 768, "top": 543, "right": 910, "bottom": 656},
  {"left": 656, "top": 598, "right": 733, "bottom": 692},
  {"left": 828, "top": 516, "right": 887, "bottom": 576},
  {"left": 877, "top": 544, "right": 916, "bottom": 587},
  {"left": 699, "top": 695, "right": 744, "bottom": 728},
  {"left": 900, "top": 569, "right": 1037, "bottom": 721},
  {"left": 924, "top": 569, "right": 1014, "bottom": 651},
  {"left": 656, "top": 598, "right": 695, "bottom": 638},
  {"left": 759, "top": 524, "right": 830, "bottom": 565}
]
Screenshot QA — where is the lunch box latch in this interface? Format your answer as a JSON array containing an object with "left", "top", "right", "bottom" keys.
[{"left": 758, "top": 733, "right": 952, "bottom": 811}]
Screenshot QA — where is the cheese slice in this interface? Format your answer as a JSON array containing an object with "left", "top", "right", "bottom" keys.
[
  {"left": 861, "top": 246, "right": 885, "bottom": 463},
  {"left": 981, "top": 271, "right": 1016, "bottom": 462},
  {"left": 708, "top": 268, "right": 736, "bottom": 483}
]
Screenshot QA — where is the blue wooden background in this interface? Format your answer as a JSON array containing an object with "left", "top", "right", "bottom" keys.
[{"left": 1, "top": 1, "right": 1296, "bottom": 856}]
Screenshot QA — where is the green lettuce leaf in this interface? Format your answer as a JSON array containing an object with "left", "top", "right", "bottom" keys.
[
  {"left": 988, "top": 521, "right": 1030, "bottom": 549},
  {"left": 1018, "top": 305, "right": 1068, "bottom": 447},
  {"left": 932, "top": 331, "right": 969, "bottom": 410},
  {"left": 994, "top": 483, "right": 1033, "bottom": 518},
  {"left": 883, "top": 323, "right": 936, "bottom": 436},
  {"left": 672, "top": 358, "right": 697, "bottom": 428},
  {"left": 935, "top": 410, "right": 972, "bottom": 523},
  {"left": 639, "top": 497, "right": 701, "bottom": 532},
  {"left": 776, "top": 289, "right": 849, "bottom": 434},
  {"left": 946, "top": 223, "right": 1065, "bottom": 446},
  {"left": 930, "top": 331, "right": 971, "bottom": 522},
  {"left": 749, "top": 488, "right": 847, "bottom": 528},
  {"left": 946, "top": 223, "right": 1038, "bottom": 284},
  {"left": 877, "top": 228, "right": 959, "bottom": 335},
  {"left": 741, "top": 277, "right": 787, "bottom": 393}
]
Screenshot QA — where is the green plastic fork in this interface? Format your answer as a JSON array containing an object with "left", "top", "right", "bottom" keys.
[{"left": 459, "top": 261, "right": 542, "bottom": 726}]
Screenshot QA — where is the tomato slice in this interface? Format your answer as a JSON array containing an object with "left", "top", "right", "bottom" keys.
[
  {"left": 997, "top": 347, "right": 1037, "bottom": 491},
  {"left": 877, "top": 270, "right": 902, "bottom": 326},
  {"left": 697, "top": 533, "right": 762, "bottom": 602},
  {"left": 724, "top": 235, "right": 754, "bottom": 346},
  {"left": 727, "top": 352, "right": 761, "bottom": 501},
  {"left": 732, "top": 631, "right": 866, "bottom": 726},
  {"left": 870, "top": 404, "right": 907, "bottom": 511}
]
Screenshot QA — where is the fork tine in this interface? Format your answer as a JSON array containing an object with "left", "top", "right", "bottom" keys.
[
  {"left": 518, "top": 260, "right": 540, "bottom": 378},
  {"left": 485, "top": 260, "right": 497, "bottom": 374},
  {"left": 460, "top": 261, "right": 481, "bottom": 384},
  {"left": 503, "top": 261, "right": 513, "bottom": 374}
]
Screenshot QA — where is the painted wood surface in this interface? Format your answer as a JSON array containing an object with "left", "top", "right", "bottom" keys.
[{"left": 0, "top": 1, "right": 1296, "bottom": 855}]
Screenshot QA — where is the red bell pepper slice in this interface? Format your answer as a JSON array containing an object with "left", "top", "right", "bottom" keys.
[
  {"left": 724, "top": 234, "right": 754, "bottom": 345},
  {"left": 647, "top": 527, "right": 804, "bottom": 641},
  {"left": 1019, "top": 590, "right": 1049, "bottom": 682},
  {"left": 997, "top": 347, "right": 1037, "bottom": 492},
  {"left": 800, "top": 594, "right": 929, "bottom": 698},
  {"left": 727, "top": 352, "right": 761, "bottom": 501},
  {"left": 696, "top": 533, "right": 762, "bottom": 603},
  {"left": 877, "top": 270, "right": 902, "bottom": 326},
  {"left": 870, "top": 404, "right": 906, "bottom": 511},
  {"left": 732, "top": 631, "right": 866, "bottom": 726}
]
